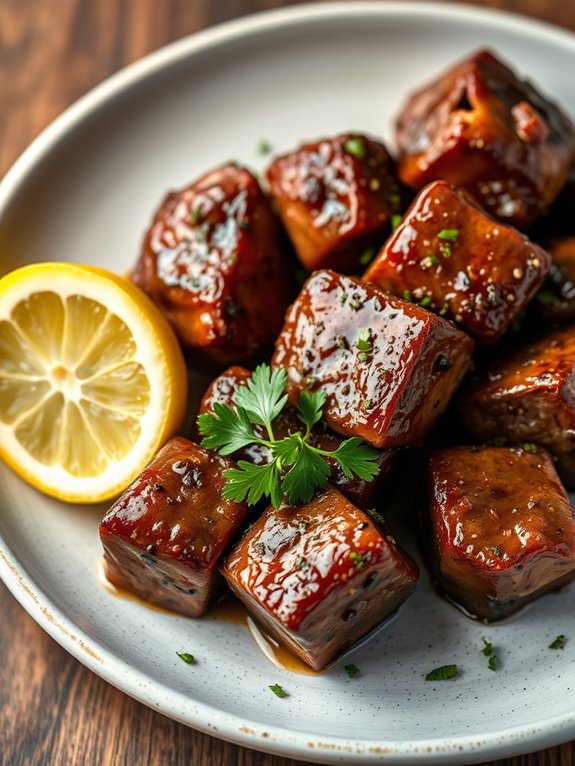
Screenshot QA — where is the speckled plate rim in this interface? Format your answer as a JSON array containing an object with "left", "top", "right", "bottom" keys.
[{"left": 1, "top": 3, "right": 575, "bottom": 764}]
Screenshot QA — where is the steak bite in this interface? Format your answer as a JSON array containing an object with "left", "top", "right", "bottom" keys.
[
  {"left": 364, "top": 181, "right": 550, "bottom": 344},
  {"left": 221, "top": 486, "right": 418, "bottom": 670},
  {"left": 460, "top": 327, "right": 575, "bottom": 454},
  {"left": 131, "top": 163, "right": 294, "bottom": 366},
  {"left": 99, "top": 436, "right": 251, "bottom": 617},
  {"left": 272, "top": 270, "right": 474, "bottom": 449},
  {"left": 266, "top": 133, "right": 403, "bottom": 273},
  {"left": 196, "top": 365, "right": 396, "bottom": 509},
  {"left": 396, "top": 49, "right": 575, "bottom": 229},
  {"left": 427, "top": 446, "right": 575, "bottom": 621}
]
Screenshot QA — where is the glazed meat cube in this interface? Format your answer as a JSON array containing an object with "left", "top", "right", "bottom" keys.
[
  {"left": 536, "top": 238, "right": 575, "bottom": 325},
  {"left": 427, "top": 446, "right": 575, "bottom": 621},
  {"left": 364, "top": 181, "right": 550, "bottom": 344},
  {"left": 266, "top": 133, "right": 403, "bottom": 273},
  {"left": 221, "top": 486, "right": 418, "bottom": 670},
  {"left": 131, "top": 163, "right": 294, "bottom": 366},
  {"left": 272, "top": 270, "right": 474, "bottom": 448},
  {"left": 460, "top": 327, "right": 575, "bottom": 454},
  {"left": 196, "top": 366, "right": 396, "bottom": 508},
  {"left": 396, "top": 49, "right": 575, "bottom": 229},
  {"left": 99, "top": 436, "right": 251, "bottom": 617}
]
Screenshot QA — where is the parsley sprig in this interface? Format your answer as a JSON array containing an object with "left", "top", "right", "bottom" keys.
[{"left": 197, "top": 364, "right": 380, "bottom": 508}]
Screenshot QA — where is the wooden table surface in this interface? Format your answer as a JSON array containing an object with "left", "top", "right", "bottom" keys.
[{"left": 2, "top": 1, "right": 575, "bottom": 764}]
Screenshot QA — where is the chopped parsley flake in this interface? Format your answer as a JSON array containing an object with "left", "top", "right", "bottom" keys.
[
  {"left": 438, "top": 228, "right": 459, "bottom": 241},
  {"left": 536, "top": 290, "right": 556, "bottom": 306},
  {"left": 438, "top": 241, "right": 452, "bottom": 258},
  {"left": 522, "top": 442, "right": 539, "bottom": 453},
  {"left": 420, "top": 254, "right": 440, "bottom": 270},
  {"left": 419, "top": 296, "right": 432, "bottom": 308},
  {"left": 402, "top": 289, "right": 412, "bottom": 302},
  {"left": 343, "top": 137, "right": 366, "bottom": 160},
  {"left": 269, "top": 683, "right": 288, "bottom": 698},
  {"left": 356, "top": 328, "right": 373, "bottom": 353},
  {"left": 359, "top": 246, "right": 376, "bottom": 266},
  {"left": 481, "top": 637, "right": 493, "bottom": 656},
  {"left": 488, "top": 654, "right": 498, "bottom": 671},
  {"left": 190, "top": 208, "right": 203, "bottom": 225},
  {"left": 340, "top": 292, "right": 348, "bottom": 305},
  {"left": 257, "top": 138, "right": 272, "bottom": 155},
  {"left": 439, "top": 302, "right": 449, "bottom": 316},
  {"left": 350, "top": 551, "right": 365, "bottom": 569},
  {"left": 177, "top": 652, "right": 196, "bottom": 665},
  {"left": 391, "top": 214, "right": 402, "bottom": 230},
  {"left": 345, "top": 663, "right": 360, "bottom": 679},
  {"left": 425, "top": 664, "right": 458, "bottom": 681},
  {"left": 549, "top": 635, "right": 567, "bottom": 650},
  {"left": 335, "top": 335, "right": 348, "bottom": 349},
  {"left": 362, "top": 399, "right": 372, "bottom": 410},
  {"left": 349, "top": 297, "right": 364, "bottom": 311}
]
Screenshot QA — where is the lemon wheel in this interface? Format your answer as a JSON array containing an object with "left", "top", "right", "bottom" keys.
[{"left": 0, "top": 262, "right": 188, "bottom": 503}]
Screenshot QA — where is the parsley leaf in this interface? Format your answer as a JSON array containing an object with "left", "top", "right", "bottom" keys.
[
  {"left": 297, "top": 389, "right": 327, "bottom": 432},
  {"left": 343, "top": 137, "right": 365, "bottom": 159},
  {"left": 281, "top": 446, "right": 331, "bottom": 505},
  {"left": 270, "top": 683, "right": 288, "bottom": 698},
  {"left": 234, "top": 364, "right": 288, "bottom": 434},
  {"left": 425, "top": 664, "right": 458, "bottom": 681},
  {"left": 488, "top": 654, "right": 498, "bottom": 671},
  {"left": 222, "top": 459, "right": 283, "bottom": 508},
  {"left": 177, "top": 652, "right": 196, "bottom": 664},
  {"left": 345, "top": 663, "right": 360, "bottom": 679},
  {"left": 198, "top": 363, "right": 381, "bottom": 508},
  {"left": 197, "top": 402, "right": 258, "bottom": 455},
  {"left": 330, "top": 437, "right": 381, "bottom": 481},
  {"left": 481, "top": 637, "right": 493, "bottom": 656},
  {"left": 438, "top": 228, "right": 459, "bottom": 241},
  {"left": 549, "top": 635, "right": 566, "bottom": 650}
]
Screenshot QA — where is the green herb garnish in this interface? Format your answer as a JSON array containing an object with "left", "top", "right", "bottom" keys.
[
  {"left": 420, "top": 255, "right": 440, "bottom": 270},
  {"left": 481, "top": 637, "right": 493, "bottom": 656},
  {"left": 438, "top": 241, "right": 452, "bottom": 258},
  {"left": 257, "top": 139, "right": 272, "bottom": 155},
  {"left": 177, "top": 652, "right": 196, "bottom": 664},
  {"left": 425, "top": 664, "right": 458, "bottom": 681},
  {"left": 536, "top": 290, "right": 556, "bottom": 306},
  {"left": 198, "top": 364, "right": 380, "bottom": 508},
  {"left": 270, "top": 683, "right": 288, "bottom": 698},
  {"left": 438, "top": 228, "right": 459, "bottom": 241},
  {"left": 343, "top": 137, "right": 365, "bottom": 159},
  {"left": 549, "top": 635, "right": 566, "bottom": 650},
  {"left": 419, "top": 296, "right": 432, "bottom": 308},
  {"left": 345, "top": 663, "right": 360, "bottom": 679},
  {"left": 349, "top": 551, "right": 365, "bottom": 569},
  {"left": 488, "top": 655, "right": 498, "bottom": 671},
  {"left": 349, "top": 297, "right": 364, "bottom": 311},
  {"left": 356, "top": 328, "right": 373, "bottom": 362},
  {"left": 359, "top": 246, "right": 376, "bottom": 266},
  {"left": 190, "top": 208, "right": 203, "bottom": 225},
  {"left": 391, "top": 214, "right": 402, "bottom": 230},
  {"left": 439, "top": 302, "right": 449, "bottom": 316},
  {"left": 522, "top": 442, "right": 539, "bottom": 453},
  {"left": 402, "top": 289, "right": 412, "bottom": 302}
]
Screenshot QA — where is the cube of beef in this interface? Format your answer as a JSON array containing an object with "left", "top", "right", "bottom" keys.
[
  {"left": 196, "top": 366, "right": 396, "bottom": 508},
  {"left": 99, "top": 436, "right": 251, "bottom": 617},
  {"left": 396, "top": 49, "right": 575, "bottom": 229},
  {"left": 536, "top": 238, "right": 575, "bottom": 325},
  {"left": 427, "top": 446, "right": 575, "bottom": 621},
  {"left": 131, "top": 163, "right": 294, "bottom": 366},
  {"left": 460, "top": 327, "right": 575, "bottom": 454},
  {"left": 221, "top": 486, "right": 418, "bottom": 670},
  {"left": 364, "top": 181, "right": 550, "bottom": 344},
  {"left": 272, "top": 270, "right": 474, "bottom": 448},
  {"left": 266, "top": 134, "right": 403, "bottom": 273}
]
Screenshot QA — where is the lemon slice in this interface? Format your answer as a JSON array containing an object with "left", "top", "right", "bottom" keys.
[{"left": 0, "top": 262, "right": 188, "bottom": 503}]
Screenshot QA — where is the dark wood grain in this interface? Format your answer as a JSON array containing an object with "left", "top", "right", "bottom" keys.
[{"left": 2, "top": 1, "right": 575, "bottom": 765}]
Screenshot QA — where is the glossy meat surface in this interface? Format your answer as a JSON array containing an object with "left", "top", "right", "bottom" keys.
[
  {"left": 221, "top": 486, "right": 418, "bottom": 670},
  {"left": 461, "top": 327, "right": 575, "bottom": 453},
  {"left": 196, "top": 366, "right": 396, "bottom": 508},
  {"left": 272, "top": 270, "right": 474, "bottom": 448},
  {"left": 427, "top": 446, "right": 575, "bottom": 621},
  {"left": 396, "top": 49, "right": 575, "bottom": 229},
  {"left": 131, "top": 163, "right": 294, "bottom": 365},
  {"left": 266, "top": 133, "right": 403, "bottom": 273},
  {"left": 99, "top": 436, "right": 251, "bottom": 616},
  {"left": 364, "top": 181, "right": 550, "bottom": 344},
  {"left": 537, "top": 238, "right": 575, "bottom": 325}
]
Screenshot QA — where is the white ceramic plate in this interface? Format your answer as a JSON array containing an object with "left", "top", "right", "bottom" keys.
[{"left": 2, "top": 4, "right": 575, "bottom": 764}]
